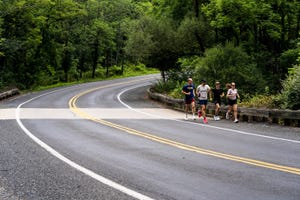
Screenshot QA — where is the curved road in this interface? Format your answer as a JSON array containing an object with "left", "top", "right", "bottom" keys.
[{"left": 0, "top": 75, "right": 300, "bottom": 200}]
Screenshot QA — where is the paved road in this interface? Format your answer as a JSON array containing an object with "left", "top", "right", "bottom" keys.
[{"left": 0, "top": 75, "right": 299, "bottom": 200}]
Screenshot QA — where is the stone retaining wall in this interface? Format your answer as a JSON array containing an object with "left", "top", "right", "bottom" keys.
[
  {"left": 147, "top": 88, "right": 300, "bottom": 127},
  {"left": 0, "top": 88, "right": 20, "bottom": 100}
]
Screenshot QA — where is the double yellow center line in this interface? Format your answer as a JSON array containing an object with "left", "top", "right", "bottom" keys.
[{"left": 69, "top": 79, "right": 300, "bottom": 176}]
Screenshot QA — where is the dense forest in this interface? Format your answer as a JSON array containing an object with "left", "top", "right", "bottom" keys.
[{"left": 0, "top": 0, "right": 299, "bottom": 109}]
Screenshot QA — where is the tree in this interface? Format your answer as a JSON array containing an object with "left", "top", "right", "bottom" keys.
[
  {"left": 190, "top": 42, "right": 266, "bottom": 96},
  {"left": 277, "top": 65, "right": 300, "bottom": 110},
  {"left": 88, "top": 19, "right": 114, "bottom": 78},
  {"left": 0, "top": 0, "right": 47, "bottom": 88},
  {"left": 202, "top": 0, "right": 300, "bottom": 91},
  {"left": 125, "top": 16, "right": 179, "bottom": 81},
  {"left": 176, "top": 16, "right": 214, "bottom": 56}
]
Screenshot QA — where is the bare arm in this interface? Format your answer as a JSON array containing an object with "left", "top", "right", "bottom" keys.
[
  {"left": 195, "top": 87, "right": 199, "bottom": 97},
  {"left": 209, "top": 89, "right": 212, "bottom": 100},
  {"left": 182, "top": 90, "right": 190, "bottom": 95},
  {"left": 221, "top": 91, "right": 225, "bottom": 98}
]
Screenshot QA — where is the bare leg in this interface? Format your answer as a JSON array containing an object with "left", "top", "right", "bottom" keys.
[
  {"left": 185, "top": 104, "right": 189, "bottom": 118},
  {"left": 191, "top": 102, "right": 195, "bottom": 115},
  {"left": 226, "top": 105, "right": 232, "bottom": 119},
  {"left": 201, "top": 105, "right": 206, "bottom": 118},
  {"left": 233, "top": 104, "right": 238, "bottom": 121},
  {"left": 215, "top": 103, "right": 220, "bottom": 116}
]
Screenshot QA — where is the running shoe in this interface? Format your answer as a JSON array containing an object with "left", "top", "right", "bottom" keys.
[
  {"left": 203, "top": 118, "right": 208, "bottom": 124},
  {"left": 217, "top": 116, "right": 221, "bottom": 121},
  {"left": 193, "top": 114, "right": 196, "bottom": 120},
  {"left": 184, "top": 115, "right": 188, "bottom": 120},
  {"left": 234, "top": 119, "right": 239, "bottom": 123}
]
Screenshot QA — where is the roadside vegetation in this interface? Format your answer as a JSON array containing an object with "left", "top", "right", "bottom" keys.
[
  {"left": 30, "top": 64, "right": 158, "bottom": 92},
  {"left": 0, "top": 0, "right": 299, "bottom": 110}
]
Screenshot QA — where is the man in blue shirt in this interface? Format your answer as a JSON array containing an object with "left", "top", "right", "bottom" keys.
[{"left": 182, "top": 78, "right": 196, "bottom": 120}]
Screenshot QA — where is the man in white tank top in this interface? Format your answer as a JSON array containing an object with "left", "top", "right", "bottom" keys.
[{"left": 196, "top": 79, "right": 211, "bottom": 124}]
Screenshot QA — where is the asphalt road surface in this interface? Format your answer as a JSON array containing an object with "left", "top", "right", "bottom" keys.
[{"left": 0, "top": 75, "right": 300, "bottom": 200}]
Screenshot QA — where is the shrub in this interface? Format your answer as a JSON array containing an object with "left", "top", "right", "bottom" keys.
[
  {"left": 276, "top": 65, "right": 300, "bottom": 110},
  {"left": 239, "top": 94, "right": 275, "bottom": 108},
  {"left": 152, "top": 80, "right": 175, "bottom": 94},
  {"left": 123, "top": 63, "right": 159, "bottom": 76},
  {"left": 152, "top": 79, "right": 185, "bottom": 99},
  {"left": 193, "top": 43, "right": 266, "bottom": 96}
]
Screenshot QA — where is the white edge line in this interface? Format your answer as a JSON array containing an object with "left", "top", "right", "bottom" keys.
[
  {"left": 15, "top": 90, "right": 155, "bottom": 200},
  {"left": 117, "top": 85, "right": 300, "bottom": 144}
]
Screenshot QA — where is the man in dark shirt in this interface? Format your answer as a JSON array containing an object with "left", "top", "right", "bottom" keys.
[
  {"left": 182, "top": 78, "right": 196, "bottom": 120},
  {"left": 211, "top": 81, "right": 224, "bottom": 120}
]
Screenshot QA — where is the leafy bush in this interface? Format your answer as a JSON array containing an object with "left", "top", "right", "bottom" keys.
[
  {"left": 152, "top": 80, "right": 175, "bottom": 94},
  {"left": 152, "top": 79, "right": 184, "bottom": 99},
  {"left": 239, "top": 94, "right": 275, "bottom": 108},
  {"left": 165, "top": 58, "right": 196, "bottom": 83},
  {"left": 276, "top": 65, "right": 300, "bottom": 110},
  {"left": 191, "top": 42, "right": 266, "bottom": 97},
  {"left": 169, "top": 81, "right": 186, "bottom": 99},
  {"left": 280, "top": 48, "right": 299, "bottom": 73}
]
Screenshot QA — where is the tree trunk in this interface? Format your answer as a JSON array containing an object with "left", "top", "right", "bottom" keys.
[
  {"left": 194, "top": 0, "right": 199, "bottom": 18},
  {"left": 105, "top": 55, "right": 109, "bottom": 78},
  {"left": 121, "top": 55, "right": 124, "bottom": 75},
  {"left": 296, "top": 12, "right": 300, "bottom": 39},
  {"left": 92, "top": 40, "right": 99, "bottom": 79},
  {"left": 194, "top": 32, "right": 205, "bottom": 55},
  {"left": 161, "top": 71, "right": 166, "bottom": 82}
]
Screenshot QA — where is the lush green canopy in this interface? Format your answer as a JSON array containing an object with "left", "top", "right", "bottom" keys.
[{"left": 0, "top": 0, "right": 299, "bottom": 105}]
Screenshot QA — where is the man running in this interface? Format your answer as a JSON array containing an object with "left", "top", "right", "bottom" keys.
[
  {"left": 182, "top": 78, "right": 196, "bottom": 120},
  {"left": 196, "top": 79, "right": 211, "bottom": 124},
  {"left": 212, "top": 81, "right": 224, "bottom": 120}
]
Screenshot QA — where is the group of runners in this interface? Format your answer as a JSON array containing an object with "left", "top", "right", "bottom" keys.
[{"left": 181, "top": 78, "right": 240, "bottom": 124}]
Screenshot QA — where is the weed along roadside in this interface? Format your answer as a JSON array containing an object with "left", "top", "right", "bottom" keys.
[
  {"left": 147, "top": 88, "right": 300, "bottom": 127},
  {"left": 0, "top": 67, "right": 159, "bottom": 102}
]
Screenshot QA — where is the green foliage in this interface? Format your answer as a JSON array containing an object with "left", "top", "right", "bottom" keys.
[
  {"left": 169, "top": 82, "right": 185, "bottom": 99},
  {"left": 30, "top": 63, "right": 158, "bottom": 91},
  {"left": 176, "top": 16, "right": 214, "bottom": 55},
  {"left": 276, "top": 65, "right": 300, "bottom": 110},
  {"left": 152, "top": 76, "right": 187, "bottom": 99},
  {"left": 151, "top": 0, "right": 193, "bottom": 22},
  {"left": 0, "top": 0, "right": 146, "bottom": 90},
  {"left": 124, "top": 16, "right": 156, "bottom": 62},
  {"left": 123, "top": 63, "right": 158, "bottom": 75},
  {"left": 152, "top": 80, "right": 173, "bottom": 94},
  {"left": 203, "top": 0, "right": 300, "bottom": 84},
  {"left": 180, "top": 43, "right": 266, "bottom": 96},
  {"left": 279, "top": 43, "right": 300, "bottom": 74},
  {"left": 239, "top": 94, "right": 275, "bottom": 108},
  {"left": 125, "top": 15, "right": 179, "bottom": 77},
  {"left": 0, "top": 0, "right": 300, "bottom": 99}
]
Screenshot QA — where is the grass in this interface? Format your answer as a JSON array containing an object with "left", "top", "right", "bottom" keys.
[{"left": 25, "top": 65, "right": 159, "bottom": 92}]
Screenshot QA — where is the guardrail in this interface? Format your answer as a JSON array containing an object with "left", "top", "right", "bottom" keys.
[
  {"left": 0, "top": 88, "right": 20, "bottom": 100},
  {"left": 147, "top": 88, "right": 300, "bottom": 127}
]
